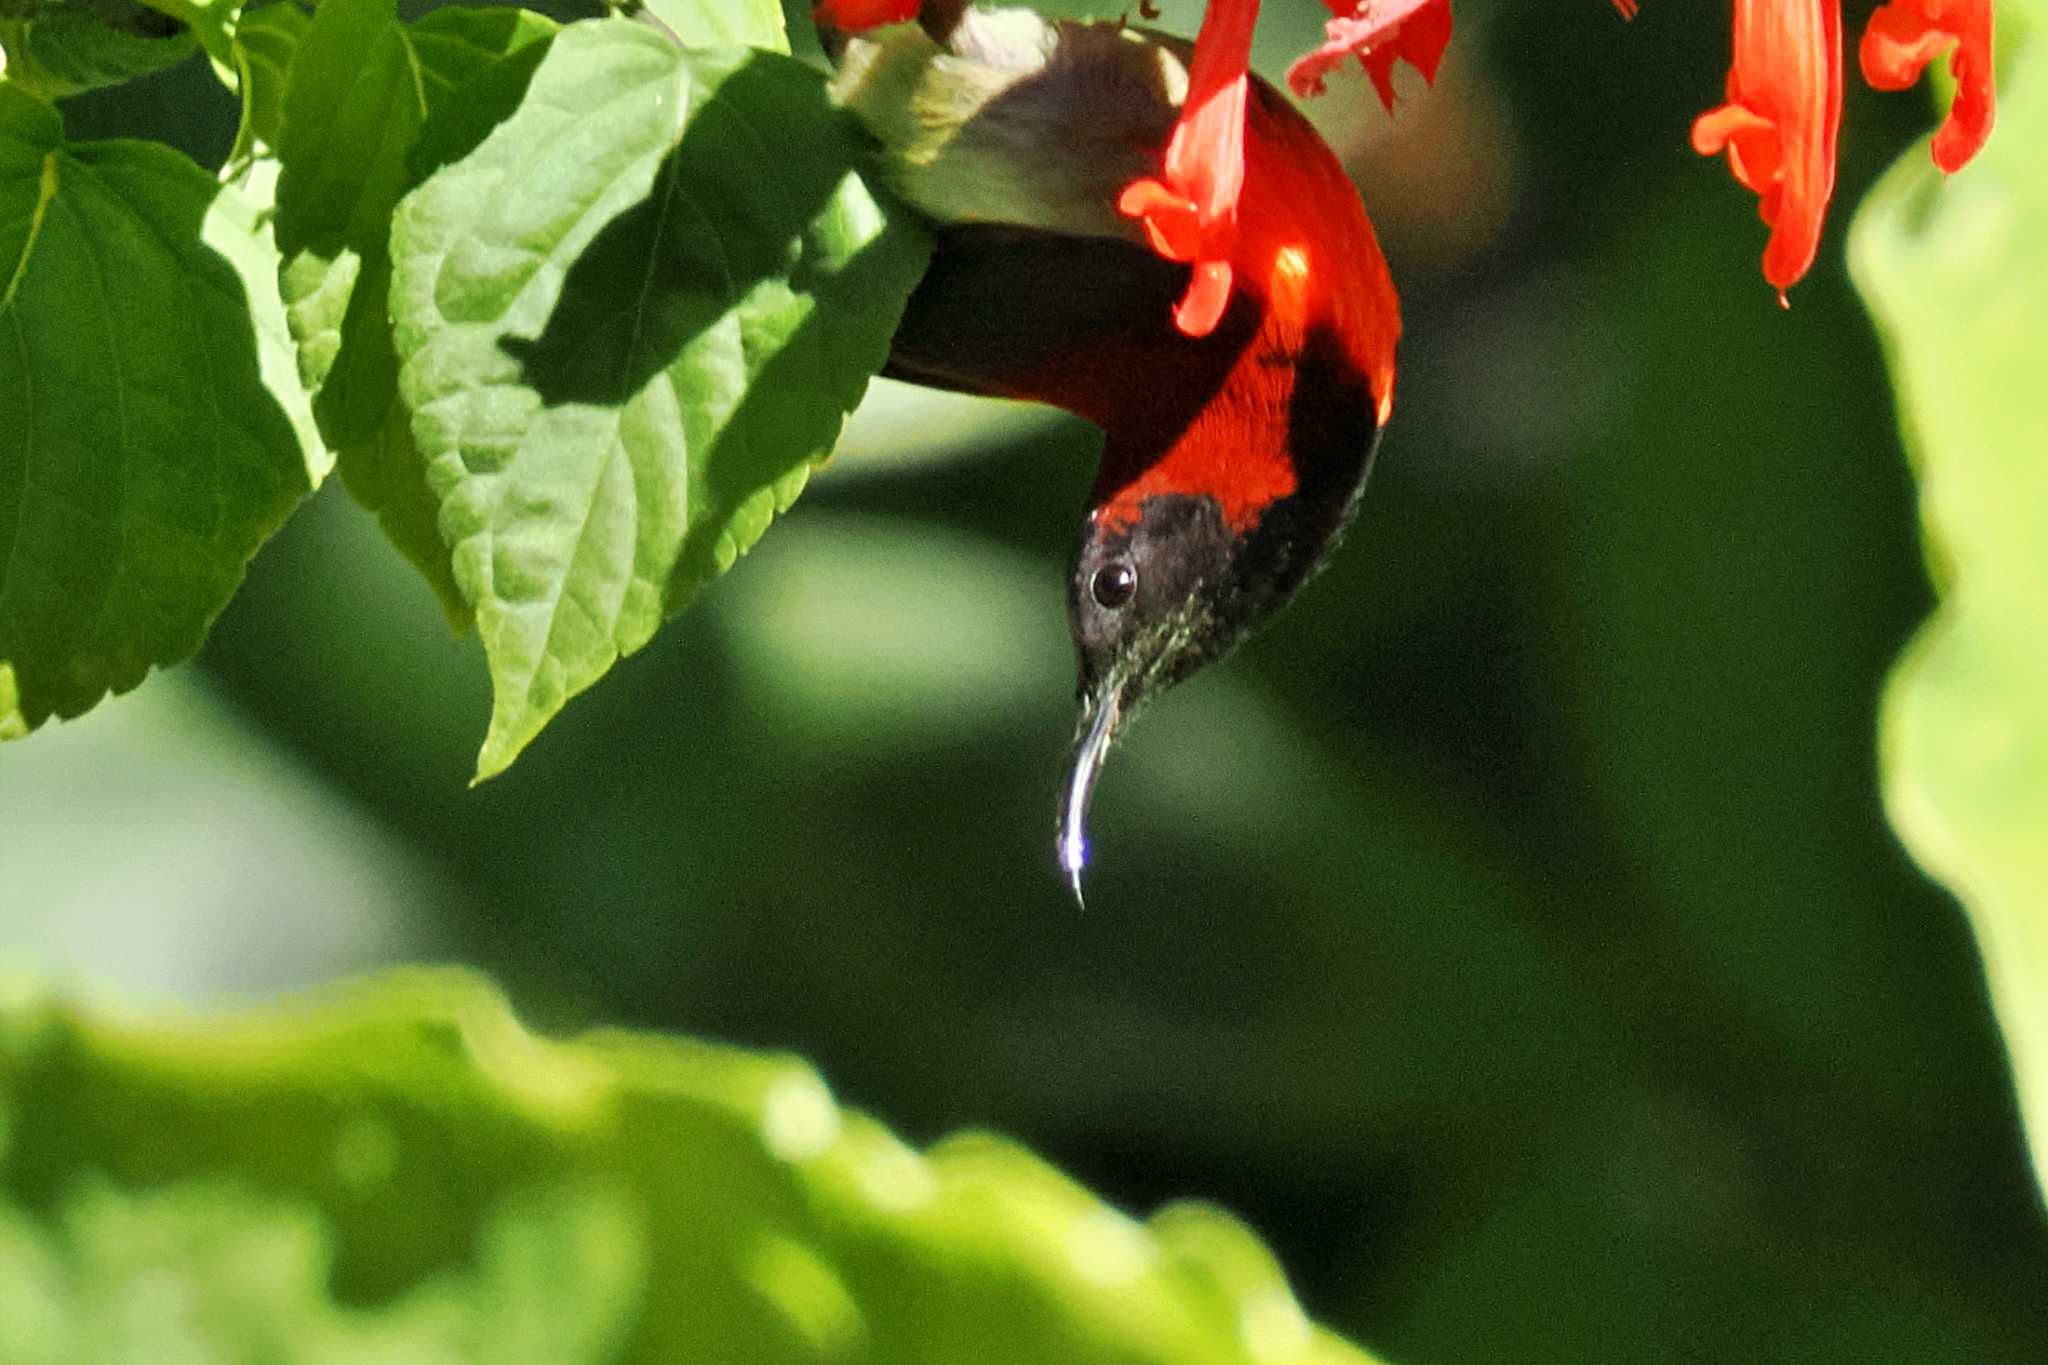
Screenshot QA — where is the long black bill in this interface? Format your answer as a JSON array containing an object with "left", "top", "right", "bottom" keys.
[{"left": 1057, "top": 690, "right": 1121, "bottom": 907}]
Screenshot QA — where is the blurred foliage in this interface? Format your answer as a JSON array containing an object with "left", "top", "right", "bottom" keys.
[
  {"left": 1854, "top": 0, "right": 2048, "bottom": 1201},
  {"left": 0, "top": 971, "right": 1379, "bottom": 1365},
  {"left": 1, "top": 1, "right": 2046, "bottom": 1363}
]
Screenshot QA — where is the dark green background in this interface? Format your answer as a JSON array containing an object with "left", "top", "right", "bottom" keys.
[{"left": 25, "top": 0, "right": 2048, "bottom": 1359}]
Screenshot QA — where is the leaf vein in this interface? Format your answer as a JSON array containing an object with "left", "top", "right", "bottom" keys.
[{"left": 0, "top": 152, "right": 59, "bottom": 314}]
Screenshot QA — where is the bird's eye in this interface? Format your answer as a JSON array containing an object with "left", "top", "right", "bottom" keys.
[{"left": 1091, "top": 561, "right": 1137, "bottom": 609}]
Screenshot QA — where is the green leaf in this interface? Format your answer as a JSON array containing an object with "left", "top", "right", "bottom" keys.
[
  {"left": 634, "top": 0, "right": 787, "bottom": 53},
  {"left": 391, "top": 21, "right": 931, "bottom": 779},
  {"left": 0, "top": 969, "right": 1383, "bottom": 1365},
  {"left": 226, "top": 0, "right": 311, "bottom": 165},
  {"left": 275, "top": 0, "right": 554, "bottom": 263},
  {"left": 0, "top": 84, "right": 315, "bottom": 737},
  {"left": 0, "top": 0, "right": 196, "bottom": 101},
  {"left": 135, "top": 0, "right": 240, "bottom": 73},
  {"left": 274, "top": 0, "right": 556, "bottom": 625},
  {"left": 0, "top": 1179, "right": 643, "bottom": 1364},
  {"left": 1851, "top": 1, "right": 2048, "bottom": 1201}
]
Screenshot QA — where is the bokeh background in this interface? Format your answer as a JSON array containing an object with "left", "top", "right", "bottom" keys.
[{"left": 6, "top": 0, "right": 2046, "bottom": 1359}]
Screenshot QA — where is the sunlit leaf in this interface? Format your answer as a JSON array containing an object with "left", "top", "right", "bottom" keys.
[
  {"left": 635, "top": 0, "right": 787, "bottom": 53},
  {"left": 1852, "top": 0, "right": 2048, "bottom": 1201},
  {"left": 0, "top": 970, "right": 1382, "bottom": 1365},
  {"left": 274, "top": 0, "right": 556, "bottom": 623},
  {"left": 0, "top": 85, "right": 314, "bottom": 737},
  {"left": 391, "top": 21, "right": 930, "bottom": 779}
]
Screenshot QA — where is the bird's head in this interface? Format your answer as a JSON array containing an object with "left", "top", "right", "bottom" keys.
[{"left": 1055, "top": 314, "right": 1382, "bottom": 896}]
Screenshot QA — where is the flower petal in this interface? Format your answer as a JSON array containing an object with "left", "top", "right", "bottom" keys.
[
  {"left": 1287, "top": 0, "right": 1453, "bottom": 107},
  {"left": 1118, "top": 0, "right": 1260, "bottom": 336},
  {"left": 1859, "top": 0, "right": 1995, "bottom": 173},
  {"left": 1118, "top": 179, "right": 1204, "bottom": 260},
  {"left": 1175, "top": 260, "right": 1237, "bottom": 336},
  {"left": 1691, "top": 0, "right": 1841, "bottom": 301},
  {"left": 813, "top": 0, "right": 921, "bottom": 32}
]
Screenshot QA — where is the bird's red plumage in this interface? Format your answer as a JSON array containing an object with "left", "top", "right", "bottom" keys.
[{"left": 986, "top": 76, "right": 1398, "bottom": 535}]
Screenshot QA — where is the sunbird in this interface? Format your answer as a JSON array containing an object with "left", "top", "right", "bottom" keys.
[{"left": 830, "top": 3, "right": 1400, "bottom": 899}]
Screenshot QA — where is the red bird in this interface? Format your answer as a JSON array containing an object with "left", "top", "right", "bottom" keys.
[{"left": 830, "top": 5, "right": 1400, "bottom": 897}]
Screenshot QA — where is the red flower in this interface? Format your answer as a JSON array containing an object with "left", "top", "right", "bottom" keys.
[
  {"left": 1690, "top": 0, "right": 1842, "bottom": 304},
  {"left": 1860, "top": 0, "right": 1995, "bottom": 173},
  {"left": 833, "top": 1, "right": 1999, "bottom": 325},
  {"left": 1286, "top": 0, "right": 1453, "bottom": 110},
  {"left": 1117, "top": 0, "right": 1261, "bottom": 336},
  {"left": 813, "top": 0, "right": 920, "bottom": 31}
]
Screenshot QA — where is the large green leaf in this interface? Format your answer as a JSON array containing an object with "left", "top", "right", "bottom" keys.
[
  {"left": 274, "top": 0, "right": 556, "bottom": 623},
  {"left": 0, "top": 85, "right": 315, "bottom": 738},
  {"left": 1852, "top": 2, "right": 2048, "bottom": 1201},
  {"left": 0, "top": 970, "right": 1383, "bottom": 1365},
  {"left": 391, "top": 21, "right": 931, "bottom": 779}
]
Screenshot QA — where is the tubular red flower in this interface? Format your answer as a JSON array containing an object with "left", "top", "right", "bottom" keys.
[
  {"left": 813, "top": 0, "right": 920, "bottom": 32},
  {"left": 1118, "top": 0, "right": 1261, "bottom": 336},
  {"left": 1690, "top": 0, "right": 1842, "bottom": 303},
  {"left": 1860, "top": 0, "right": 1995, "bottom": 173},
  {"left": 1286, "top": 0, "right": 1453, "bottom": 108}
]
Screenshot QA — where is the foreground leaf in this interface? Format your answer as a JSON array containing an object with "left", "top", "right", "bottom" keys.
[
  {"left": 0, "top": 970, "right": 1382, "bottom": 1365},
  {"left": 392, "top": 21, "right": 930, "bottom": 779},
  {"left": 0, "top": 1179, "right": 640, "bottom": 1364},
  {"left": 1852, "top": 0, "right": 2048, "bottom": 1200},
  {"left": 0, "top": 85, "right": 314, "bottom": 737}
]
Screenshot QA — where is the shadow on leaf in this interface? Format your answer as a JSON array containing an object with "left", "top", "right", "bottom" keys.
[{"left": 504, "top": 52, "right": 857, "bottom": 408}]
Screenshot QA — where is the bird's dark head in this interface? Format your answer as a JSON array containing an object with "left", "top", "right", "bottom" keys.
[{"left": 1057, "top": 368, "right": 1382, "bottom": 897}]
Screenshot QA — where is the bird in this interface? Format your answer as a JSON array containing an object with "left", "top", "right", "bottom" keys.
[{"left": 830, "top": 5, "right": 1400, "bottom": 900}]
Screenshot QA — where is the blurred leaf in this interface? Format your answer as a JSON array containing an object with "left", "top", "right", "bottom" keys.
[
  {"left": 1852, "top": 0, "right": 2048, "bottom": 1201},
  {"left": 391, "top": 21, "right": 930, "bottom": 779},
  {"left": 0, "top": 0, "right": 196, "bottom": 101},
  {"left": 636, "top": 0, "right": 786, "bottom": 53},
  {"left": 0, "top": 671, "right": 445, "bottom": 999},
  {"left": 0, "top": 970, "right": 1385, "bottom": 1365},
  {"left": 0, "top": 1179, "right": 641, "bottom": 1365},
  {"left": 275, "top": 0, "right": 557, "bottom": 624},
  {"left": 0, "top": 84, "right": 313, "bottom": 738},
  {"left": 715, "top": 512, "right": 1066, "bottom": 747}
]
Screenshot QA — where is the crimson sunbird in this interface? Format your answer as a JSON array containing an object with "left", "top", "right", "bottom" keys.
[{"left": 830, "top": 4, "right": 1400, "bottom": 899}]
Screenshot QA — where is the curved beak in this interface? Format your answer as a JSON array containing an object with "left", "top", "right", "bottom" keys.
[{"left": 1056, "top": 686, "right": 1122, "bottom": 907}]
